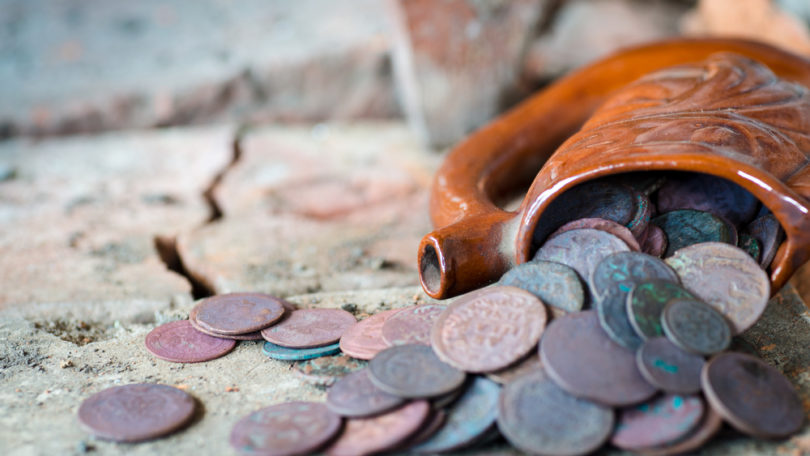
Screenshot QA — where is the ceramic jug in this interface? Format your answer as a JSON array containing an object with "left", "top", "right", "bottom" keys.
[{"left": 419, "top": 38, "right": 810, "bottom": 299}]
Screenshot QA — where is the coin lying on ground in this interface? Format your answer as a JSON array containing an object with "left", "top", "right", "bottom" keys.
[
  {"left": 339, "top": 308, "right": 401, "bottom": 360},
  {"left": 498, "top": 261, "right": 585, "bottom": 314},
  {"left": 145, "top": 320, "right": 236, "bottom": 363},
  {"left": 661, "top": 298, "right": 731, "bottom": 355},
  {"left": 294, "top": 355, "right": 366, "bottom": 387},
  {"left": 78, "top": 383, "right": 196, "bottom": 443},
  {"left": 261, "top": 308, "right": 356, "bottom": 348},
  {"left": 381, "top": 304, "right": 446, "bottom": 346},
  {"left": 431, "top": 286, "right": 547, "bottom": 373},
  {"left": 188, "top": 314, "right": 264, "bottom": 341},
  {"left": 549, "top": 217, "right": 641, "bottom": 251},
  {"left": 636, "top": 337, "right": 704, "bottom": 394},
  {"left": 326, "top": 400, "right": 430, "bottom": 456},
  {"left": 369, "top": 344, "right": 466, "bottom": 398},
  {"left": 627, "top": 280, "right": 697, "bottom": 340},
  {"left": 326, "top": 369, "right": 404, "bottom": 418},
  {"left": 652, "top": 209, "right": 737, "bottom": 257},
  {"left": 191, "top": 292, "right": 287, "bottom": 336},
  {"left": 533, "top": 228, "right": 631, "bottom": 288},
  {"left": 611, "top": 394, "right": 705, "bottom": 451},
  {"left": 262, "top": 341, "right": 341, "bottom": 361},
  {"left": 230, "top": 401, "right": 342, "bottom": 456},
  {"left": 702, "top": 352, "right": 804, "bottom": 439}
]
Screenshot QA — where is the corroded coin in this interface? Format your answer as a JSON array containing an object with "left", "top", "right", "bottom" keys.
[
  {"left": 326, "top": 369, "right": 404, "bottom": 418},
  {"left": 487, "top": 353, "right": 542, "bottom": 385},
  {"left": 261, "top": 308, "right": 356, "bottom": 348},
  {"left": 641, "top": 224, "right": 668, "bottom": 258},
  {"left": 549, "top": 217, "right": 641, "bottom": 251},
  {"left": 78, "top": 383, "right": 196, "bottom": 443},
  {"left": 294, "top": 355, "right": 367, "bottom": 387},
  {"left": 540, "top": 311, "right": 656, "bottom": 406},
  {"left": 702, "top": 352, "right": 803, "bottom": 438},
  {"left": 627, "top": 280, "right": 697, "bottom": 340},
  {"left": 411, "top": 376, "right": 501, "bottom": 453},
  {"left": 191, "top": 292, "right": 287, "bottom": 335},
  {"left": 145, "top": 320, "right": 236, "bottom": 363},
  {"left": 626, "top": 192, "right": 653, "bottom": 239},
  {"left": 652, "top": 209, "right": 737, "bottom": 257},
  {"left": 611, "top": 394, "right": 705, "bottom": 451},
  {"left": 400, "top": 410, "right": 447, "bottom": 450},
  {"left": 369, "top": 344, "right": 466, "bottom": 398},
  {"left": 188, "top": 314, "right": 263, "bottom": 341},
  {"left": 597, "top": 288, "right": 644, "bottom": 350},
  {"left": 431, "top": 286, "right": 547, "bottom": 373},
  {"left": 742, "top": 213, "right": 784, "bottom": 268},
  {"left": 230, "top": 401, "right": 342, "bottom": 456},
  {"left": 262, "top": 341, "right": 341, "bottom": 361},
  {"left": 497, "top": 368, "right": 614, "bottom": 456},
  {"left": 665, "top": 242, "right": 770, "bottom": 334},
  {"left": 533, "top": 228, "right": 631, "bottom": 287},
  {"left": 326, "top": 400, "right": 430, "bottom": 456},
  {"left": 636, "top": 337, "right": 704, "bottom": 394},
  {"left": 339, "top": 308, "right": 401, "bottom": 360},
  {"left": 498, "top": 260, "right": 584, "bottom": 314},
  {"left": 738, "top": 233, "right": 762, "bottom": 263},
  {"left": 661, "top": 298, "right": 731, "bottom": 355},
  {"left": 656, "top": 173, "right": 759, "bottom": 226},
  {"left": 590, "top": 251, "right": 679, "bottom": 299},
  {"left": 381, "top": 304, "right": 446, "bottom": 346},
  {"left": 638, "top": 407, "right": 723, "bottom": 456}
]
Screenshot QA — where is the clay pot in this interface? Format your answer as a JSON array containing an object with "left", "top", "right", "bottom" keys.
[{"left": 419, "top": 38, "right": 810, "bottom": 299}]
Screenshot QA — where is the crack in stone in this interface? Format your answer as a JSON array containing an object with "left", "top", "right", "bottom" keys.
[{"left": 202, "top": 125, "right": 246, "bottom": 223}]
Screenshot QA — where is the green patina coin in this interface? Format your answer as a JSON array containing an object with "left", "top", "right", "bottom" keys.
[
  {"left": 499, "top": 260, "right": 584, "bottom": 314},
  {"left": 627, "top": 280, "right": 697, "bottom": 340},
  {"left": 651, "top": 209, "right": 737, "bottom": 257},
  {"left": 262, "top": 341, "right": 341, "bottom": 361},
  {"left": 738, "top": 233, "right": 761, "bottom": 263}
]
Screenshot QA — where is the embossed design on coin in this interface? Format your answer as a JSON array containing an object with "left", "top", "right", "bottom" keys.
[
  {"left": 743, "top": 213, "right": 784, "bottom": 268},
  {"left": 145, "top": 320, "right": 236, "bottom": 363},
  {"left": 656, "top": 172, "right": 759, "bottom": 227},
  {"left": 431, "top": 286, "right": 547, "bottom": 373},
  {"left": 369, "top": 344, "right": 465, "bottom": 398},
  {"left": 611, "top": 394, "right": 705, "bottom": 451},
  {"left": 261, "top": 308, "right": 356, "bottom": 348},
  {"left": 540, "top": 311, "right": 656, "bottom": 406},
  {"left": 636, "top": 337, "right": 704, "bottom": 394},
  {"left": 628, "top": 280, "right": 697, "bottom": 340},
  {"left": 262, "top": 341, "right": 341, "bottom": 361},
  {"left": 590, "top": 251, "right": 679, "bottom": 299},
  {"left": 294, "top": 355, "right": 366, "bottom": 387},
  {"left": 381, "top": 304, "right": 446, "bottom": 346},
  {"left": 498, "top": 261, "right": 584, "bottom": 314},
  {"left": 533, "top": 228, "right": 631, "bottom": 287},
  {"left": 326, "top": 369, "right": 404, "bottom": 418},
  {"left": 339, "top": 308, "right": 401, "bottom": 360},
  {"left": 652, "top": 209, "right": 737, "bottom": 257},
  {"left": 326, "top": 400, "right": 430, "bottom": 456},
  {"left": 497, "top": 368, "right": 613, "bottom": 456},
  {"left": 662, "top": 298, "right": 731, "bottom": 355},
  {"left": 77, "top": 383, "right": 196, "bottom": 442},
  {"left": 702, "top": 352, "right": 803, "bottom": 438},
  {"left": 665, "top": 242, "right": 770, "bottom": 334},
  {"left": 549, "top": 217, "right": 641, "bottom": 251},
  {"left": 230, "top": 401, "right": 342, "bottom": 456},
  {"left": 597, "top": 288, "right": 644, "bottom": 350},
  {"left": 192, "top": 292, "right": 287, "bottom": 335}
]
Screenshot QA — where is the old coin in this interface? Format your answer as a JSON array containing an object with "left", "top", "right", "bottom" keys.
[
  {"left": 540, "top": 311, "right": 657, "bottom": 406},
  {"left": 381, "top": 304, "right": 446, "bottom": 346},
  {"left": 590, "top": 251, "right": 679, "bottom": 299},
  {"left": 641, "top": 224, "right": 668, "bottom": 258},
  {"left": 230, "top": 401, "right": 342, "bottom": 456},
  {"left": 652, "top": 209, "right": 737, "bottom": 257},
  {"left": 662, "top": 298, "right": 731, "bottom": 355},
  {"left": 533, "top": 228, "right": 631, "bottom": 287},
  {"left": 656, "top": 173, "right": 759, "bottom": 226},
  {"left": 638, "top": 406, "right": 723, "bottom": 456},
  {"left": 77, "top": 383, "right": 196, "bottom": 443},
  {"left": 627, "top": 280, "right": 697, "bottom": 340},
  {"left": 145, "top": 320, "right": 236, "bottom": 363},
  {"left": 597, "top": 288, "right": 645, "bottom": 350},
  {"left": 191, "top": 292, "right": 287, "bottom": 335},
  {"left": 636, "top": 337, "right": 705, "bottom": 394},
  {"left": 738, "top": 233, "right": 762, "bottom": 263},
  {"left": 611, "top": 394, "right": 705, "bottom": 451},
  {"left": 326, "top": 400, "right": 430, "bottom": 456},
  {"left": 326, "top": 369, "right": 404, "bottom": 418},
  {"left": 339, "top": 308, "right": 401, "bottom": 360},
  {"left": 487, "top": 353, "right": 542, "bottom": 385},
  {"left": 188, "top": 315, "right": 263, "bottom": 341},
  {"left": 262, "top": 341, "right": 341, "bottom": 361},
  {"left": 549, "top": 217, "right": 641, "bottom": 251},
  {"left": 294, "top": 355, "right": 366, "bottom": 387},
  {"left": 743, "top": 213, "right": 784, "bottom": 268},
  {"left": 497, "top": 368, "right": 614, "bottom": 456},
  {"left": 666, "top": 242, "right": 770, "bottom": 334},
  {"left": 369, "top": 344, "right": 466, "bottom": 398},
  {"left": 432, "top": 385, "right": 466, "bottom": 410},
  {"left": 703, "top": 352, "right": 804, "bottom": 438},
  {"left": 411, "top": 376, "right": 501, "bottom": 453},
  {"left": 400, "top": 410, "right": 447, "bottom": 450},
  {"left": 498, "top": 261, "right": 584, "bottom": 314},
  {"left": 261, "top": 308, "right": 356, "bottom": 348},
  {"left": 431, "top": 286, "right": 547, "bottom": 373},
  {"left": 627, "top": 192, "right": 653, "bottom": 239}
]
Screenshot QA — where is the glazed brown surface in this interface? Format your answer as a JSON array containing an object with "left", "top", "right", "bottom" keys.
[{"left": 420, "top": 38, "right": 810, "bottom": 299}]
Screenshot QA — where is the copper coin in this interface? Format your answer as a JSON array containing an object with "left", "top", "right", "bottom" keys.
[
  {"left": 540, "top": 311, "right": 656, "bottom": 406},
  {"left": 498, "top": 261, "right": 585, "bottom": 314},
  {"left": 666, "top": 242, "right": 770, "bottom": 334},
  {"left": 656, "top": 172, "right": 759, "bottom": 226},
  {"left": 261, "top": 308, "right": 356, "bottom": 348},
  {"left": 702, "top": 352, "right": 804, "bottom": 438},
  {"left": 487, "top": 353, "right": 542, "bottom": 385},
  {"left": 369, "top": 344, "right": 466, "bottom": 398},
  {"left": 549, "top": 217, "right": 641, "bottom": 251},
  {"left": 230, "top": 401, "right": 342, "bottom": 456},
  {"left": 326, "top": 369, "right": 404, "bottom": 418},
  {"left": 431, "top": 286, "right": 547, "bottom": 373},
  {"left": 743, "top": 213, "right": 784, "bottom": 268},
  {"left": 497, "top": 368, "right": 614, "bottom": 456},
  {"left": 381, "top": 304, "right": 446, "bottom": 346},
  {"left": 627, "top": 280, "right": 697, "bottom": 340},
  {"left": 77, "top": 383, "right": 196, "bottom": 442},
  {"left": 636, "top": 337, "right": 704, "bottom": 394},
  {"left": 590, "top": 251, "right": 679, "bottom": 299},
  {"left": 145, "top": 320, "right": 236, "bottom": 363},
  {"left": 738, "top": 233, "right": 762, "bottom": 263},
  {"left": 611, "top": 394, "right": 705, "bottom": 451},
  {"left": 661, "top": 298, "right": 731, "bottom": 355},
  {"left": 638, "top": 407, "right": 723, "bottom": 456},
  {"left": 597, "top": 288, "right": 644, "bottom": 350},
  {"left": 533, "top": 228, "right": 631, "bottom": 288},
  {"left": 431, "top": 384, "right": 466, "bottom": 410},
  {"left": 326, "top": 400, "right": 430, "bottom": 456},
  {"left": 652, "top": 209, "right": 737, "bottom": 257},
  {"left": 339, "top": 308, "right": 401, "bottom": 360},
  {"left": 400, "top": 410, "right": 447, "bottom": 450},
  {"left": 641, "top": 224, "right": 668, "bottom": 258},
  {"left": 191, "top": 292, "right": 287, "bottom": 335},
  {"left": 411, "top": 376, "right": 501, "bottom": 453},
  {"left": 294, "top": 355, "right": 367, "bottom": 387},
  {"left": 627, "top": 192, "right": 653, "bottom": 239},
  {"left": 188, "top": 314, "right": 263, "bottom": 340}
]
